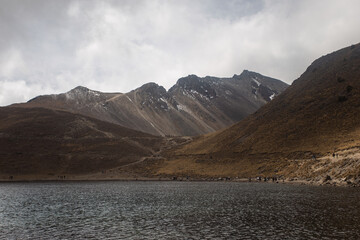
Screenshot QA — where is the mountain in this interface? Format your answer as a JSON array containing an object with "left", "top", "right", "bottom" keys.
[
  {"left": 158, "top": 43, "right": 360, "bottom": 184},
  {"left": 17, "top": 71, "right": 288, "bottom": 136},
  {"left": 0, "top": 106, "right": 166, "bottom": 180},
  {"left": 3, "top": 44, "right": 359, "bottom": 184}
]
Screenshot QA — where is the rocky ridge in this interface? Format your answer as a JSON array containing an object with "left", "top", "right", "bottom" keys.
[{"left": 19, "top": 70, "right": 288, "bottom": 136}]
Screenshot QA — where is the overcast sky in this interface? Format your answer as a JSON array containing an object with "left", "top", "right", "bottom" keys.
[{"left": 1, "top": 0, "right": 360, "bottom": 106}]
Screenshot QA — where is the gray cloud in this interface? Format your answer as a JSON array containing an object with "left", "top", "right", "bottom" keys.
[{"left": 1, "top": 0, "right": 360, "bottom": 105}]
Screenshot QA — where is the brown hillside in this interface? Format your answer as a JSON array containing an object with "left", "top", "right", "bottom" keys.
[
  {"left": 159, "top": 43, "right": 360, "bottom": 182},
  {"left": 0, "top": 107, "right": 163, "bottom": 179}
]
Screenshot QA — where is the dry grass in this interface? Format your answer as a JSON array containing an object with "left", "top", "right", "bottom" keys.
[
  {"left": 0, "top": 107, "right": 163, "bottom": 177},
  {"left": 155, "top": 43, "right": 360, "bottom": 182}
]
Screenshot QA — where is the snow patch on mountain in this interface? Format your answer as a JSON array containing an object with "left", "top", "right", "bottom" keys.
[
  {"left": 126, "top": 96, "right": 133, "bottom": 103},
  {"left": 252, "top": 78, "right": 261, "bottom": 86},
  {"left": 270, "top": 93, "right": 276, "bottom": 100},
  {"left": 176, "top": 103, "right": 193, "bottom": 115}
]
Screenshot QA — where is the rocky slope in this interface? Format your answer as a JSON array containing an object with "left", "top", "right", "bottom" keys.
[
  {"left": 0, "top": 106, "right": 166, "bottom": 180},
  {"left": 158, "top": 43, "right": 360, "bottom": 185},
  {"left": 18, "top": 71, "right": 288, "bottom": 136}
]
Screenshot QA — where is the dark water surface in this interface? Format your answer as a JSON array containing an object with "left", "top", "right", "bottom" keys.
[{"left": 0, "top": 181, "right": 359, "bottom": 239}]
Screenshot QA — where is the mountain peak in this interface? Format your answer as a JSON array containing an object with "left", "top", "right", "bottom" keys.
[
  {"left": 138, "top": 82, "right": 166, "bottom": 90},
  {"left": 235, "top": 70, "right": 257, "bottom": 78},
  {"left": 174, "top": 75, "right": 201, "bottom": 88},
  {"left": 21, "top": 70, "right": 288, "bottom": 136},
  {"left": 73, "top": 86, "right": 89, "bottom": 91},
  {"left": 67, "top": 86, "right": 95, "bottom": 94},
  {"left": 231, "top": 70, "right": 256, "bottom": 79},
  {"left": 65, "top": 86, "right": 102, "bottom": 101},
  {"left": 137, "top": 82, "right": 167, "bottom": 96}
]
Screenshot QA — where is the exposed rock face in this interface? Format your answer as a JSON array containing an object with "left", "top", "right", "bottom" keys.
[{"left": 19, "top": 70, "right": 288, "bottom": 136}]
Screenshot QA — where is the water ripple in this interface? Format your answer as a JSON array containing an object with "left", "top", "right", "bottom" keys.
[{"left": 0, "top": 182, "right": 359, "bottom": 239}]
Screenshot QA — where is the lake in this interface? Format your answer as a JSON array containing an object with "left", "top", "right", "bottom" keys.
[{"left": 0, "top": 181, "right": 359, "bottom": 239}]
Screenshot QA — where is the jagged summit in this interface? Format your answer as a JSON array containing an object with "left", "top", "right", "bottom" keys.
[
  {"left": 234, "top": 70, "right": 281, "bottom": 83},
  {"left": 18, "top": 70, "right": 288, "bottom": 136},
  {"left": 169, "top": 75, "right": 217, "bottom": 100},
  {"left": 65, "top": 86, "right": 103, "bottom": 99},
  {"left": 170, "top": 75, "right": 202, "bottom": 91},
  {"left": 72, "top": 85, "right": 90, "bottom": 91},
  {"left": 136, "top": 82, "right": 167, "bottom": 96},
  {"left": 27, "top": 86, "right": 100, "bottom": 103}
]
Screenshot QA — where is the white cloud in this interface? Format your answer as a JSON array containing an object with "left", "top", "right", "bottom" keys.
[
  {"left": 1, "top": 0, "right": 360, "bottom": 106},
  {"left": 0, "top": 80, "right": 56, "bottom": 105},
  {"left": 0, "top": 48, "right": 26, "bottom": 78}
]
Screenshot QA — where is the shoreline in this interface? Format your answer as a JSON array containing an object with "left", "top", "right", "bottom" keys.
[{"left": 0, "top": 176, "right": 358, "bottom": 187}]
